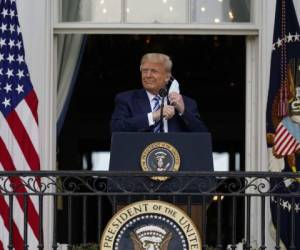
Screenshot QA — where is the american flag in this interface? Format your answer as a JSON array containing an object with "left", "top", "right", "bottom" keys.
[
  {"left": 266, "top": 0, "right": 300, "bottom": 249},
  {"left": 274, "top": 119, "right": 300, "bottom": 156},
  {"left": 0, "top": 0, "right": 41, "bottom": 249}
]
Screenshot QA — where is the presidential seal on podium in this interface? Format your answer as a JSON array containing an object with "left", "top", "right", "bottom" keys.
[
  {"left": 140, "top": 142, "right": 180, "bottom": 181},
  {"left": 100, "top": 200, "right": 201, "bottom": 250}
]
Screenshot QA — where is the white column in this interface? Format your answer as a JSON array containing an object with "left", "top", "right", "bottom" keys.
[
  {"left": 245, "top": 0, "right": 277, "bottom": 248},
  {"left": 16, "top": 0, "right": 54, "bottom": 249},
  {"left": 256, "top": 0, "right": 276, "bottom": 248}
]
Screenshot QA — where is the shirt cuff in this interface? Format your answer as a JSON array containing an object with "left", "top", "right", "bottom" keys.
[{"left": 148, "top": 112, "right": 155, "bottom": 126}]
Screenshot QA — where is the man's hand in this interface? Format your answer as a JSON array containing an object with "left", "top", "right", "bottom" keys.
[
  {"left": 153, "top": 105, "right": 175, "bottom": 121},
  {"left": 168, "top": 92, "right": 185, "bottom": 114}
]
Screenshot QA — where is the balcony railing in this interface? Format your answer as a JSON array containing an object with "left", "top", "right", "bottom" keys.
[{"left": 0, "top": 171, "right": 300, "bottom": 250}]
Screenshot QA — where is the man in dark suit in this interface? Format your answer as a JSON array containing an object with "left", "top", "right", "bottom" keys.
[
  {"left": 111, "top": 53, "right": 207, "bottom": 133},
  {"left": 110, "top": 53, "right": 209, "bottom": 235}
]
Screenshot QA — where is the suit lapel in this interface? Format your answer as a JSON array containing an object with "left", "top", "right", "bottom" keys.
[{"left": 135, "top": 89, "right": 151, "bottom": 114}]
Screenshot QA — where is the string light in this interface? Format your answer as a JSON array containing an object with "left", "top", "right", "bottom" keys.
[
  {"left": 214, "top": 18, "right": 220, "bottom": 23},
  {"left": 102, "top": 8, "right": 107, "bottom": 14},
  {"left": 169, "top": 6, "right": 173, "bottom": 12},
  {"left": 229, "top": 11, "right": 234, "bottom": 20},
  {"left": 213, "top": 196, "right": 224, "bottom": 201},
  {"left": 126, "top": 8, "right": 130, "bottom": 13},
  {"left": 100, "top": 0, "right": 105, "bottom": 5},
  {"left": 201, "top": 6, "right": 206, "bottom": 12}
]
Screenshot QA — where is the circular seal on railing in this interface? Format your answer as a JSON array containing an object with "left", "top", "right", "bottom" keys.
[
  {"left": 100, "top": 200, "right": 201, "bottom": 250},
  {"left": 140, "top": 141, "right": 180, "bottom": 181}
]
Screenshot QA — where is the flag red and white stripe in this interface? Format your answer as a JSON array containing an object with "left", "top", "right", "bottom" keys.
[
  {"left": 0, "top": 0, "right": 41, "bottom": 249},
  {"left": 274, "top": 122, "right": 300, "bottom": 156}
]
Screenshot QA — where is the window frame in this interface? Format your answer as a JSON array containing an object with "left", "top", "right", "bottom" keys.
[{"left": 50, "top": 0, "right": 269, "bottom": 247}]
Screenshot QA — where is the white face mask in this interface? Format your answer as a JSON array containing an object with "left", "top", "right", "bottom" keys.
[{"left": 168, "top": 78, "right": 180, "bottom": 94}]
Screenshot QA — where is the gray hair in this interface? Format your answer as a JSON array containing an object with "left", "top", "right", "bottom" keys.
[{"left": 140, "top": 53, "right": 172, "bottom": 73}]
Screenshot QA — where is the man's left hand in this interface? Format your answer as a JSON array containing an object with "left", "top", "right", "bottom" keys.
[{"left": 168, "top": 92, "right": 185, "bottom": 114}]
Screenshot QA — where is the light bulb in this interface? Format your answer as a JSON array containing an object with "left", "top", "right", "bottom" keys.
[{"left": 214, "top": 18, "right": 220, "bottom": 23}]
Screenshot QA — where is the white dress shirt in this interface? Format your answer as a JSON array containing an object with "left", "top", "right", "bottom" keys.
[{"left": 146, "top": 91, "right": 168, "bottom": 132}]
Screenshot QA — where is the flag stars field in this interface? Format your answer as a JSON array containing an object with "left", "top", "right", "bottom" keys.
[
  {"left": 9, "top": 24, "right": 14, "bottom": 32},
  {"left": 17, "top": 54, "right": 24, "bottom": 64},
  {"left": 0, "top": 23, "right": 6, "bottom": 32},
  {"left": 15, "top": 83, "right": 23, "bottom": 94},
  {"left": 9, "top": 9, "right": 15, "bottom": 18},
  {"left": 5, "top": 68, "right": 13, "bottom": 78},
  {"left": 287, "top": 32, "right": 293, "bottom": 42},
  {"left": 1, "top": 8, "right": 8, "bottom": 18},
  {"left": 16, "top": 40, "right": 21, "bottom": 49},
  {"left": 272, "top": 32, "right": 300, "bottom": 50},
  {"left": 6, "top": 53, "right": 14, "bottom": 63},
  {"left": 0, "top": 38, "right": 5, "bottom": 47},
  {"left": 16, "top": 69, "right": 24, "bottom": 79},
  {"left": 296, "top": 204, "right": 300, "bottom": 213},
  {"left": 3, "top": 83, "right": 12, "bottom": 92},
  {"left": 271, "top": 197, "right": 300, "bottom": 213},
  {"left": 2, "top": 97, "right": 10, "bottom": 107},
  {"left": 8, "top": 38, "right": 14, "bottom": 48}
]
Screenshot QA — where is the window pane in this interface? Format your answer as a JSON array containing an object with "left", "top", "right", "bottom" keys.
[
  {"left": 60, "top": 0, "right": 122, "bottom": 23},
  {"left": 191, "top": 0, "right": 251, "bottom": 23},
  {"left": 126, "top": 0, "right": 187, "bottom": 24},
  {"left": 59, "top": 0, "right": 251, "bottom": 24}
]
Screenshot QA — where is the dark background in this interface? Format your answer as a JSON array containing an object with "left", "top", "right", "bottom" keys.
[{"left": 58, "top": 34, "right": 245, "bottom": 171}]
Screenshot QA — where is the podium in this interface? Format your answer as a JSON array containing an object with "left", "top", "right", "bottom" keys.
[
  {"left": 107, "top": 132, "right": 215, "bottom": 242},
  {"left": 109, "top": 132, "right": 215, "bottom": 198},
  {"left": 110, "top": 132, "right": 214, "bottom": 172}
]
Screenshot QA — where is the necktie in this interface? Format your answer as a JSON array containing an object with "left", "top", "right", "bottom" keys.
[{"left": 152, "top": 95, "right": 161, "bottom": 133}]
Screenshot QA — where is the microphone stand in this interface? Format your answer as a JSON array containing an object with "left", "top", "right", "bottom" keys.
[
  {"left": 159, "top": 88, "right": 168, "bottom": 133},
  {"left": 160, "top": 96, "right": 165, "bottom": 132}
]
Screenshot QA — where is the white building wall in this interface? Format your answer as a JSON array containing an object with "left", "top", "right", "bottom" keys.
[
  {"left": 16, "top": 0, "right": 55, "bottom": 172},
  {"left": 16, "top": 1, "right": 54, "bottom": 249}
]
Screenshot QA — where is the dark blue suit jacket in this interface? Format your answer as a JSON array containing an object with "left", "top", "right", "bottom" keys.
[{"left": 111, "top": 89, "right": 208, "bottom": 132}]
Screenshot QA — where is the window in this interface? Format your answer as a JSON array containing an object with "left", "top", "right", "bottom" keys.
[{"left": 59, "top": 0, "right": 251, "bottom": 24}]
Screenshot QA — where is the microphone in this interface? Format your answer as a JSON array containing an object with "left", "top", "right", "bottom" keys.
[
  {"left": 158, "top": 88, "right": 168, "bottom": 132},
  {"left": 159, "top": 88, "right": 168, "bottom": 98}
]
